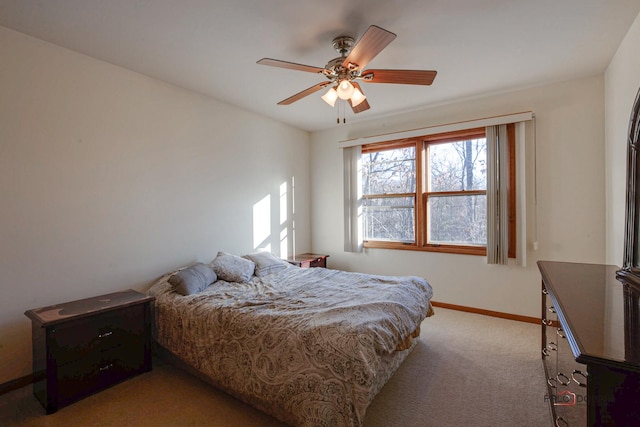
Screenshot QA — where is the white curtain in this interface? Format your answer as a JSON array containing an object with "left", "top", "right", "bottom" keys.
[
  {"left": 343, "top": 145, "right": 363, "bottom": 252},
  {"left": 486, "top": 124, "right": 509, "bottom": 264}
]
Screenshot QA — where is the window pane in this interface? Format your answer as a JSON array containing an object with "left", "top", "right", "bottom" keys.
[
  {"left": 429, "top": 139, "right": 486, "bottom": 192},
  {"left": 364, "top": 197, "right": 415, "bottom": 242},
  {"left": 363, "top": 147, "right": 416, "bottom": 195},
  {"left": 428, "top": 195, "right": 486, "bottom": 245}
]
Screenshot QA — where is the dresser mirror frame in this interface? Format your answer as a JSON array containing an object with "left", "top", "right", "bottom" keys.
[{"left": 619, "top": 87, "right": 640, "bottom": 288}]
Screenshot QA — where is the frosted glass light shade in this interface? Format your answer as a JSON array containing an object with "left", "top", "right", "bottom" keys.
[
  {"left": 321, "top": 87, "right": 338, "bottom": 107},
  {"left": 350, "top": 87, "right": 366, "bottom": 107},
  {"left": 336, "top": 80, "right": 355, "bottom": 100}
]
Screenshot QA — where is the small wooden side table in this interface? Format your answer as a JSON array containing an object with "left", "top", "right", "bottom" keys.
[{"left": 286, "top": 253, "right": 329, "bottom": 268}]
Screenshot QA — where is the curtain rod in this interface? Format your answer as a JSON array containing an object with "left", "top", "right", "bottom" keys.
[{"left": 338, "top": 111, "right": 534, "bottom": 148}]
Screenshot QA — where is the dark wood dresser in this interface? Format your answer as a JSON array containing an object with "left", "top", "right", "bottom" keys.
[
  {"left": 25, "top": 289, "right": 154, "bottom": 414},
  {"left": 538, "top": 261, "right": 640, "bottom": 426},
  {"left": 286, "top": 253, "right": 329, "bottom": 268}
]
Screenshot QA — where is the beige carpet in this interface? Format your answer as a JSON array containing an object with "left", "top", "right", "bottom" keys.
[{"left": 0, "top": 308, "right": 552, "bottom": 426}]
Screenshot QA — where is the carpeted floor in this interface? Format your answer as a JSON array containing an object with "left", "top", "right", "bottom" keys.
[{"left": 0, "top": 308, "right": 552, "bottom": 426}]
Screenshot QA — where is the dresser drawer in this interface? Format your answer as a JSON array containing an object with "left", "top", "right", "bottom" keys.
[
  {"left": 56, "top": 344, "right": 145, "bottom": 406},
  {"left": 50, "top": 305, "right": 145, "bottom": 365}
]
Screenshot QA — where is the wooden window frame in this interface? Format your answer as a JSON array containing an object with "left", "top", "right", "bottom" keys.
[{"left": 363, "top": 125, "right": 516, "bottom": 257}]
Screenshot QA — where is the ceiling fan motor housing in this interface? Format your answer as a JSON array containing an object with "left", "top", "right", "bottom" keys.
[
  {"left": 323, "top": 58, "right": 350, "bottom": 80},
  {"left": 325, "top": 36, "right": 360, "bottom": 83}
]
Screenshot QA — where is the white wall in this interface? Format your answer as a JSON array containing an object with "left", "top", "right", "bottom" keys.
[
  {"left": 310, "top": 76, "right": 606, "bottom": 318},
  {"left": 0, "top": 26, "right": 311, "bottom": 384},
  {"left": 605, "top": 12, "right": 640, "bottom": 265}
]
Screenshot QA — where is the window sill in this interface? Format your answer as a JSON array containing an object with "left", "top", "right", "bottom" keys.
[{"left": 363, "top": 241, "right": 487, "bottom": 256}]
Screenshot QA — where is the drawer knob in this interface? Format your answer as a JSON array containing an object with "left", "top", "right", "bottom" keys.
[
  {"left": 547, "top": 342, "right": 558, "bottom": 351},
  {"left": 556, "top": 372, "right": 571, "bottom": 386},
  {"left": 542, "top": 347, "right": 550, "bottom": 357},
  {"left": 556, "top": 328, "right": 565, "bottom": 339},
  {"left": 548, "top": 306, "right": 556, "bottom": 314},
  {"left": 99, "top": 363, "right": 114, "bottom": 372},
  {"left": 542, "top": 288, "right": 549, "bottom": 295},
  {"left": 98, "top": 331, "right": 113, "bottom": 339},
  {"left": 542, "top": 319, "right": 553, "bottom": 326},
  {"left": 547, "top": 377, "right": 558, "bottom": 388}
]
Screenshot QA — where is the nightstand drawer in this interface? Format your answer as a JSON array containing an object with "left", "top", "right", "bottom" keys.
[
  {"left": 50, "top": 305, "right": 145, "bottom": 365},
  {"left": 308, "top": 257, "right": 326, "bottom": 268},
  {"left": 285, "top": 253, "right": 329, "bottom": 268}
]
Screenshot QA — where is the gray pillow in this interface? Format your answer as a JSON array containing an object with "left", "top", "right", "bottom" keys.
[
  {"left": 168, "top": 263, "right": 217, "bottom": 296},
  {"left": 210, "top": 251, "right": 255, "bottom": 283},
  {"left": 244, "top": 251, "right": 289, "bottom": 277}
]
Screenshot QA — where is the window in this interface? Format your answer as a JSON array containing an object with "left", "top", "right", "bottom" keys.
[
  {"left": 361, "top": 126, "right": 515, "bottom": 256},
  {"left": 362, "top": 143, "right": 416, "bottom": 242},
  {"left": 426, "top": 130, "right": 487, "bottom": 247}
]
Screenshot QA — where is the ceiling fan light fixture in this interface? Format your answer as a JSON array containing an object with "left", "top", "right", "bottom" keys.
[
  {"left": 350, "top": 87, "right": 366, "bottom": 107},
  {"left": 336, "top": 80, "right": 355, "bottom": 100},
  {"left": 321, "top": 87, "right": 338, "bottom": 107}
]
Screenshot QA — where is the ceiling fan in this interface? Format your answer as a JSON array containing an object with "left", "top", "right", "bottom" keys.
[{"left": 257, "top": 25, "right": 437, "bottom": 116}]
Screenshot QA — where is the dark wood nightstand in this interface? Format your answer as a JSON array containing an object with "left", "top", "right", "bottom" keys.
[
  {"left": 286, "top": 253, "right": 329, "bottom": 268},
  {"left": 24, "top": 289, "right": 154, "bottom": 414}
]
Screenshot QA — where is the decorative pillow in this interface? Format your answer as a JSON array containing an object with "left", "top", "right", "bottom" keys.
[
  {"left": 244, "top": 251, "right": 290, "bottom": 277},
  {"left": 210, "top": 251, "right": 255, "bottom": 283},
  {"left": 168, "top": 263, "right": 217, "bottom": 296}
]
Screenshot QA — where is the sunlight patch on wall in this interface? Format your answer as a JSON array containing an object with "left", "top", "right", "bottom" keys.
[
  {"left": 253, "top": 194, "right": 271, "bottom": 251},
  {"left": 280, "top": 181, "right": 289, "bottom": 257},
  {"left": 280, "top": 181, "right": 287, "bottom": 225},
  {"left": 252, "top": 177, "right": 295, "bottom": 256},
  {"left": 280, "top": 228, "right": 288, "bottom": 258}
]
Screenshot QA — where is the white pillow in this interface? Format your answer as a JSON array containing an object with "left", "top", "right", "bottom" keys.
[
  {"left": 244, "top": 251, "right": 290, "bottom": 277},
  {"left": 210, "top": 251, "right": 255, "bottom": 283}
]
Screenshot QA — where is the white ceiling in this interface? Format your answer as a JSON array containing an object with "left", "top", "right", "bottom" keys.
[{"left": 1, "top": 0, "right": 639, "bottom": 132}]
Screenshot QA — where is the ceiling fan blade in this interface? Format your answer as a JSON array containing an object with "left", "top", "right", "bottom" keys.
[
  {"left": 349, "top": 82, "right": 370, "bottom": 113},
  {"left": 342, "top": 25, "right": 396, "bottom": 71},
  {"left": 257, "top": 58, "right": 325, "bottom": 74},
  {"left": 361, "top": 69, "right": 437, "bottom": 85},
  {"left": 277, "top": 82, "right": 331, "bottom": 105}
]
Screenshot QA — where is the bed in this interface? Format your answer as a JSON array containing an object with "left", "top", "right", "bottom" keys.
[{"left": 147, "top": 252, "right": 433, "bottom": 426}]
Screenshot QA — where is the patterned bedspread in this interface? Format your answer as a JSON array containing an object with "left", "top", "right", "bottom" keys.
[{"left": 148, "top": 266, "right": 433, "bottom": 426}]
